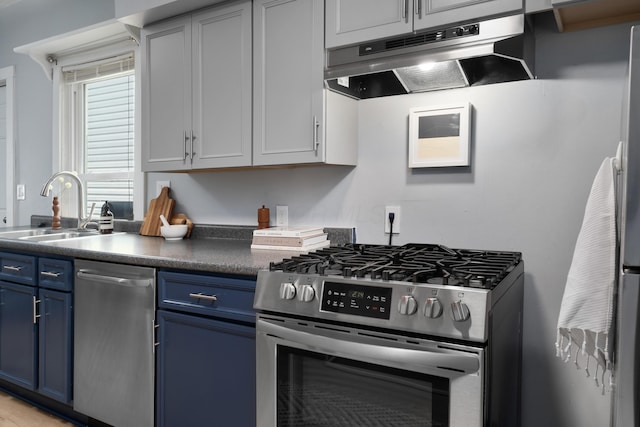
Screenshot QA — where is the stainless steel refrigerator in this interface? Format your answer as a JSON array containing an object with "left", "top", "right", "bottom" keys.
[{"left": 614, "top": 24, "right": 640, "bottom": 427}]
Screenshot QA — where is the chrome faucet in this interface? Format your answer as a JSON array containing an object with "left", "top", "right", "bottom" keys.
[{"left": 40, "top": 171, "right": 96, "bottom": 229}]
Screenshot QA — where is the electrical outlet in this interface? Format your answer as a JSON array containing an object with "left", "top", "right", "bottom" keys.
[
  {"left": 276, "top": 205, "right": 289, "bottom": 227},
  {"left": 384, "top": 206, "right": 401, "bottom": 234},
  {"left": 16, "top": 184, "right": 25, "bottom": 200},
  {"left": 156, "top": 180, "right": 171, "bottom": 196}
]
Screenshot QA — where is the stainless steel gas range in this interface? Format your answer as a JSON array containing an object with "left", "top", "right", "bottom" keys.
[{"left": 254, "top": 243, "right": 524, "bottom": 427}]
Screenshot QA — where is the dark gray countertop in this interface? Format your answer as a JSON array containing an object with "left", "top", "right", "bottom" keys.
[{"left": 0, "top": 221, "right": 355, "bottom": 277}]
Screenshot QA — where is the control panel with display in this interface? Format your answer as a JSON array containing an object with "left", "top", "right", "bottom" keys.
[{"left": 321, "top": 281, "right": 392, "bottom": 319}]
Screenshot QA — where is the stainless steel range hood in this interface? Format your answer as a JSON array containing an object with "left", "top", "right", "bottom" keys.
[{"left": 324, "top": 14, "right": 534, "bottom": 99}]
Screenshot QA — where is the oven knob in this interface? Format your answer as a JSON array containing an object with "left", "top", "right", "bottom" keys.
[
  {"left": 450, "top": 300, "right": 470, "bottom": 322},
  {"left": 279, "top": 282, "right": 296, "bottom": 300},
  {"left": 424, "top": 297, "right": 443, "bottom": 318},
  {"left": 298, "top": 284, "right": 315, "bottom": 302},
  {"left": 398, "top": 295, "right": 418, "bottom": 315}
]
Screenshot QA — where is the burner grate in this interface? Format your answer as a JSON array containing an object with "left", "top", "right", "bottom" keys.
[{"left": 269, "top": 243, "right": 521, "bottom": 290}]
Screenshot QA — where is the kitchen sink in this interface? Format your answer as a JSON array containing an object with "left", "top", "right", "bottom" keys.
[{"left": 0, "top": 228, "right": 119, "bottom": 243}]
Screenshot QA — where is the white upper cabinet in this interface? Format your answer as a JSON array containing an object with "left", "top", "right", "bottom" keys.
[
  {"left": 141, "top": 0, "right": 357, "bottom": 171},
  {"left": 326, "top": 0, "right": 523, "bottom": 48},
  {"left": 141, "top": 1, "right": 252, "bottom": 172},
  {"left": 141, "top": 16, "right": 191, "bottom": 171},
  {"left": 325, "top": 0, "right": 412, "bottom": 48},
  {"left": 253, "top": 0, "right": 357, "bottom": 167},
  {"left": 191, "top": 3, "right": 252, "bottom": 169},
  {"left": 116, "top": 0, "right": 228, "bottom": 27}
]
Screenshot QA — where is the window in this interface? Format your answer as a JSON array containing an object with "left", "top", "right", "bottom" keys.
[
  {"left": 59, "top": 53, "right": 137, "bottom": 220},
  {"left": 80, "top": 72, "right": 135, "bottom": 219}
]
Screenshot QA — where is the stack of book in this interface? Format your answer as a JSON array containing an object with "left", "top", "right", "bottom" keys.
[{"left": 251, "top": 226, "right": 330, "bottom": 251}]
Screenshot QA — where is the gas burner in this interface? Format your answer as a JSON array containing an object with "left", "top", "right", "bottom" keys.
[{"left": 269, "top": 243, "right": 522, "bottom": 290}]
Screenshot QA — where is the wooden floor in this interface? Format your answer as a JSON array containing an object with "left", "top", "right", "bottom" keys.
[{"left": 0, "top": 391, "right": 74, "bottom": 427}]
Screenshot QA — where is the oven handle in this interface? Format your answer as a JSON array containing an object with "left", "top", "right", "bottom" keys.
[{"left": 258, "top": 319, "right": 480, "bottom": 374}]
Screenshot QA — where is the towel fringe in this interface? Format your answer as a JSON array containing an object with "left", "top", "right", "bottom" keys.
[
  {"left": 555, "top": 329, "right": 614, "bottom": 392},
  {"left": 595, "top": 331, "right": 603, "bottom": 356},
  {"left": 563, "top": 337, "right": 572, "bottom": 362}
]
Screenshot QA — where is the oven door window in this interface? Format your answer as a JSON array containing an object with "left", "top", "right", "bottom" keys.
[{"left": 277, "top": 346, "right": 449, "bottom": 427}]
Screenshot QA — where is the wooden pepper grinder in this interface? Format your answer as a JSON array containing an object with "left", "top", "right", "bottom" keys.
[
  {"left": 258, "top": 205, "right": 270, "bottom": 229},
  {"left": 52, "top": 196, "right": 61, "bottom": 230}
]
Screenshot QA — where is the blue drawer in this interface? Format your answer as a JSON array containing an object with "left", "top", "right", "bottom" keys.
[
  {"left": 158, "top": 271, "right": 256, "bottom": 323},
  {"left": 38, "top": 258, "right": 73, "bottom": 291},
  {"left": 0, "top": 252, "right": 36, "bottom": 286}
]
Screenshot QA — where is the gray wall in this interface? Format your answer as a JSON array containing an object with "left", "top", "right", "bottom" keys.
[
  {"left": 0, "top": 2, "right": 634, "bottom": 426},
  {"left": 0, "top": 0, "right": 115, "bottom": 221}
]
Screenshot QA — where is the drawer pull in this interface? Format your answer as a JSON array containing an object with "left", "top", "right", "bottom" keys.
[
  {"left": 189, "top": 292, "right": 217, "bottom": 302},
  {"left": 40, "top": 271, "right": 62, "bottom": 278},
  {"left": 3, "top": 265, "right": 23, "bottom": 272}
]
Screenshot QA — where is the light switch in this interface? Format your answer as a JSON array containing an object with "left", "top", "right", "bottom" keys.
[
  {"left": 16, "top": 184, "right": 25, "bottom": 200},
  {"left": 276, "top": 205, "right": 288, "bottom": 227}
]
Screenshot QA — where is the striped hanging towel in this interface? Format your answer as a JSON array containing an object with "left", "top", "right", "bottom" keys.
[{"left": 556, "top": 157, "right": 617, "bottom": 393}]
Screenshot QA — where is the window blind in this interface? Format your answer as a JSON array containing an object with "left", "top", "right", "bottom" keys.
[
  {"left": 85, "top": 75, "right": 134, "bottom": 175},
  {"left": 62, "top": 54, "right": 134, "bottom": 83},
  {"left": 83, "top": 74, "right": 135, "bottom": 219}
]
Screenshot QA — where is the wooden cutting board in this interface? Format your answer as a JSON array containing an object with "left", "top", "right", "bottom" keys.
[{"left": 139, "top": 187, "right": 176, "bottom": 236}]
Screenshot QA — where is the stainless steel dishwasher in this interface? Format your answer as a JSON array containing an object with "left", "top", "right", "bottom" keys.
[{"left": 74, "top": 259, "right": 155, "bottom": 427}]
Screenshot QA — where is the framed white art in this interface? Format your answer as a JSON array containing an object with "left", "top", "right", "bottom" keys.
[{"left": 408, "top": 103, "right": 471, "bottom": 168}]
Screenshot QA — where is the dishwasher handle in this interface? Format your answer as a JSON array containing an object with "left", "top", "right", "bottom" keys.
[{"left": 76, "top": 270, "right": 153, "bottom": 288}]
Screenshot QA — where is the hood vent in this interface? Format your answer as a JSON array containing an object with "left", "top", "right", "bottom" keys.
[{"left": 324, "top": 14, "right": 534, "bottom": 99}]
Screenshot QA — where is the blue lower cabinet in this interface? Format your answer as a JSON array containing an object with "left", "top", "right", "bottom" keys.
[
  {"left": 0, "top": 255, "right": 73, "bottom": 405},
  {"left": 38, "top": 288, "right": 72, "bottom": 403},
  {"left": 0, "top": 280, "right": 37, "bottom": 390},
  {"left": 156, "top": 310, "right": 256, "bottom": 427}
]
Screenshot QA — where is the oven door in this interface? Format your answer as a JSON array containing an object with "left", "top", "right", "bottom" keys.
[{"left": 256, "top": 315, "right": 484, "bottom": 427}]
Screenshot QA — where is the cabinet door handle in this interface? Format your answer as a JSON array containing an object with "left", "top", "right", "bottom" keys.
[
  {"left": 32, "top": 296, "right": 40, "bottom": 324},
  {"left": 402, "top": 0, "right": 408, "bottom": 22},
  {"left": 40, "top": 271, "right": 61, "bottom": 278},
  {"left": 184, "top": 131, "right": 189, "bottom": 161},
  {"left": 189, "top": 292, "right": 217, "bottom": 302},
  {"left": 190, "top": 130, "right": 195, "bottom": 161},
  {"left": 415, "top": 0, "right": 422, "bottom": 19},
  {"left": 153, "top": 321, "right": 159, "bottom": 352},
  {"left": 3, "top": 265, "right": 22, "bottom": 272},
  {"left": 313, "top": 116, "right": 320, "bottom": 155}
]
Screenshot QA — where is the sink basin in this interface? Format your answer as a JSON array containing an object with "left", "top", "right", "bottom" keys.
[
  {"left": 20, "top": 231, "right": 91, "bottom": 242},
  {"left": 0, "top": 229, "right": 52, "bottom": 239},
  {"left": 0, "top": 228, "right": 118, "bottom": 243}
]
